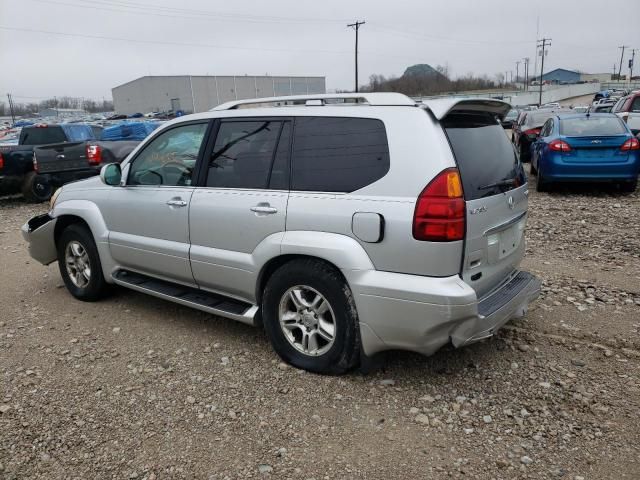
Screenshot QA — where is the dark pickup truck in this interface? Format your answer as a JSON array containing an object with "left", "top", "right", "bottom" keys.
[
  {"left": 0, "top": 124, "right": 102, "bottom": 201},
  {"left": 34, "top": 139, "right": 139, "bottom": 199},
  {"left": 31, "top": 121, "right": 161, "bottom": 201}
]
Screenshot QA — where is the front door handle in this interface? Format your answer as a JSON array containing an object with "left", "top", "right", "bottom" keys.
[
  {"left": 166, "top": 198, "right": 188, "bottom": 207},
  {"left": 250, "top": 203, "right": 278, "bottom": 215}
]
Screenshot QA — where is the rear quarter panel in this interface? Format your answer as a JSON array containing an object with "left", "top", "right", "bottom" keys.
[{"left": 285, "top": 107, "right": 463, "bottom": 277}]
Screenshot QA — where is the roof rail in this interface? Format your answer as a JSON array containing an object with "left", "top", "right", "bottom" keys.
[{"left": 211, "top": 92, "right": 416, "bottom": 111}]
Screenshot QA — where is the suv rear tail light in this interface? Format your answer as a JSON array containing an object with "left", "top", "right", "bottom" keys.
[
  {"left": 413, "top": 168, "right": 465, "bottom": 242},
  {"left": 620, "top": 138, "right": 640, "bottom": 151},
  {"left": 549, "top": 139, "right": 572, "bottom": 152},
  {"left": 0, "top": 152, "right": 4, "bottom": 170},
  {"left": 33, "top": 153, "right": 39, "bottom": 173},
  {"left": 524, "top": 128, "right": 541, "bottom": 138},
  {"left": 86, "top": 144, "right": 102, "bottom": 165}
]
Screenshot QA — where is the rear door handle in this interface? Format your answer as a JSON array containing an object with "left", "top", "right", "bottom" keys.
[
  {"left": 250, "top": 203, "right": 278, "bottom": 214},
  {"left": 166, "top": 198, "right": 188, "bottom": 207}
]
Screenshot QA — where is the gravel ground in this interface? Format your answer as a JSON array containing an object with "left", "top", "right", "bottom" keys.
[{"left": 1, "top": 169, "right": 639, "bottom": 479}]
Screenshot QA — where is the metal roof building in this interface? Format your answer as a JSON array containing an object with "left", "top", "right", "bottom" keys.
[
  {"left": 537, "top": 68, "right": 581, "bottom": 83},
  {"left": 112, "top": 75, "right": 326, "bottom": 115}
]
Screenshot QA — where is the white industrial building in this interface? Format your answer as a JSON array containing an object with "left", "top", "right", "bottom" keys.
[
  {"left": 40, "top": 108, "right": 87, "bottom": 117},
  {"left": 112, "top": 75, "right": 326, "bottom": 115}
]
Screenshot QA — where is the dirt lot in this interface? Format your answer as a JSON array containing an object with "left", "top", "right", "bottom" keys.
[{"left": 1, "top": 169, "right": 639, "bottom": 479}]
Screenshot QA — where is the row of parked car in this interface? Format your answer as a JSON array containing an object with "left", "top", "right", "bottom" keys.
[
  {"left": 509, "top": 90, "right": 640, "bottom": 192},
  {"left": 0, "top": 121, "right": 160, "bottom": 201}
]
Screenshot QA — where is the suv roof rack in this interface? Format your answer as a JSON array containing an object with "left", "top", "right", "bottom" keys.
[{"left": 211, "top": 92, "right": 416, "bottom": 111}]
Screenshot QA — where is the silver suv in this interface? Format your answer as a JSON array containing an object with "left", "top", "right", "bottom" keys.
[{"left": 22, "top": 93, "right": 540, "bottom": 374}]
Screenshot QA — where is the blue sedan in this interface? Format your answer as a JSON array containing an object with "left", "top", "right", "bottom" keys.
[{"left": 530, "top": 113, "right": 639, "bottom": 192}]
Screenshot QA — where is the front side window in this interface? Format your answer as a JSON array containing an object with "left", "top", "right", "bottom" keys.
[
  {"left": 631, "top": 97, "right": 640, "bottom": 112},
  {"left": 206, "top": 120, "right": 286, "bottom": 189},
  {"left": 291, "top": 117, "right": 390, "bottom": 192},
  {"left": 128, "top": 123, "right": 207, "bottom": 186}
]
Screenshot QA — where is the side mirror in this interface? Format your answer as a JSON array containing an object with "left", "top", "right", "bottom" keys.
[{"left": 100, "top": 163, "right": 122, "bottom": 186}]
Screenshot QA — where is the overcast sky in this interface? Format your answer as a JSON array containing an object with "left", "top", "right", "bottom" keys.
[{"left": 0, "top": 0, "right": 636, "bottom": 102}]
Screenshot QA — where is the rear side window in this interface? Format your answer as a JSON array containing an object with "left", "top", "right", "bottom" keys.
[
  {"left": 631, "top": 97, "right": 640, "bottom": 112},
  {"left": 20, "top": 126, "right": 67, "bottom": 145},
  {"left": 443, "top": 112, "right": 525, "bottom": 200},
  {"left": 559, "top": 116, "right": 627, "bottom": 136},
  {"left": 206, "top": 120, "right": 288, "bottom": 189},
  {"left": 291, "top": 117, "right": 390, "bottom": 192}
]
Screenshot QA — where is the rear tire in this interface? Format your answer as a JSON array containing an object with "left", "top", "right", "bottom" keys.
[
  {"left": 536, "top": 163, "right": 549, "bottom": 192},
  {"left": 21, "top": 171, "right": 43, "bottom": 203},
  {"left": 620, "top": 180, "right": 637, "bottom": 193},
  {"left": 57, "top": 224, "right": 108, "bottom": 301},
  {"left": 262, "top": 259, "right": 360, "bottom": 375}
]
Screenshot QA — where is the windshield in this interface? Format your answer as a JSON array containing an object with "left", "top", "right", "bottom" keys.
[
  {"left": 443, "top": 111, "right": 526, "bottom": 200},
  {"left": 559, "top": 116, "right": 627, "bottom": 136}
]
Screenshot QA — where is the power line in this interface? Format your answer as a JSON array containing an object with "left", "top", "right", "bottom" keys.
[
  {"left": 347, "top": 21, "right": 365, "bottom": 93},
  {"left": 23, "top": 0, "right": 348, "bottom": 25},
  {"left": 0, "top": 25, "right": 352, "bottom": 55}
]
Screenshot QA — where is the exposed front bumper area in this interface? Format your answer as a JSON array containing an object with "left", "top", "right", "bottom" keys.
[
  {"left": 349, "top": 269, "right": 540, "bottom": 357},
  {"left": 21, "top": 214, "right": 58, "bottom": 265}
]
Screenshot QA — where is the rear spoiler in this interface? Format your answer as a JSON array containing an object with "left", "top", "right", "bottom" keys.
[{"left": 420, "top": 98, "right": 511, "bottom": 121}]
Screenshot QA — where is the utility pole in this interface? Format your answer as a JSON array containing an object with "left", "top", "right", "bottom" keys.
[
  {"left": 537, "top": 38, "right": 551, "bottom": 106},
  {"left": 347, "top": 20, "right": 365, "bottom": 93},
  {"left": 617, "top": 45, "right": 628, "bottom": 81},
  {"left": 7, "top": 93, "right": 16, "bottom": 125},
  {"left": 523, "top": 57, "right": 530, "bottom": 91},
  {"left": 516, "top": 61, "right": 520, "bottom": 87},
  {"left": 629, "top": 49, "right": 636, "bottom": 84}
]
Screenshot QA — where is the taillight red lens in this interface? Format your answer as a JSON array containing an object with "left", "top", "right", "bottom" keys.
[
  {"left": 86, "top": 144, "right": 102, "bottom": 165},
  {"left": 621, "top": 138, "right": 640, "bottom": 151},
  {"left": 524, "top": 128, "right": 541, "bottom": 136},
  {"left": 0, "top": 153, "right": 4, "bottom": 170},
  {"left": 33, "top": 154, "right": 39, "bottom": 173},
  {"left": 413, "top": 168, "right": 465, "bottom": 242},
  {"left": 549, "top": 139, "right": 572, "bottom": 152}
]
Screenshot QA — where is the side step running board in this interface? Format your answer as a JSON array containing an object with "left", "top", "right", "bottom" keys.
[{"left": 112, "top": 270, "right": 258, "bottom": 326}]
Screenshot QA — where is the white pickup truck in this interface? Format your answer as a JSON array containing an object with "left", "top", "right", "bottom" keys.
[{"left": 612, "top": 93, "right": 640, "bottom": 135}]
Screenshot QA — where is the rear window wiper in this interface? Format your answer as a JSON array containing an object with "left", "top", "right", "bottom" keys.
[{"left": 478, "top": 179, "right": 516, "bottom": 190}]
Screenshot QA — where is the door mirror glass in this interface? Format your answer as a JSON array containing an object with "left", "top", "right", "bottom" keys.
[{"left": 100, "top": 163, "right": 122, "bottom": 186}]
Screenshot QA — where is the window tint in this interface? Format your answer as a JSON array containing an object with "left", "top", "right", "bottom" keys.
[
  {"left": 559, "top": 116, "right": 627, "bottom": 136},
  {"left": 443, "top": 112, "right": 526, "bottom": 200},
  {"left": 128, "top": 123, "right": 207, "bottom": 186},
  {"left": 291, "top": 117, "right": 390, "bottom": 192},
  {"left": 631, "top": 97, "right": 640, "bottom": 112},
  {"left": 269, "top": 122, "right": 291, "bottom": 190},
  {"left": 206, "top": 120, "right": 283, "bottom": 189},
  {"left": 20, "top": 126, "right": 67, "bottom": 145}
]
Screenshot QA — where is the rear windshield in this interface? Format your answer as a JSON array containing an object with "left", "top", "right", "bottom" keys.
[
  {"left": 20, "top": 126, "right": 67, "bottom": 145},
  {"left": 443, "top": 111, "right": 526, "bottom": 200},
  {"left": 559, "top": 116, "right": 626, "bottom": 136}
]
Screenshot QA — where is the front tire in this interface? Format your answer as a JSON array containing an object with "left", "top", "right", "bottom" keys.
[
  {"left": 57, "top": 224, "right": 108, "bottom": 301},
  {"left": 262, "top": 259, "right": 360, "bottom": 374}
]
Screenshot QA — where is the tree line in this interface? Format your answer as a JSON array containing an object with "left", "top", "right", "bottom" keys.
[
  {"left": 359, "top": 65, "right": 514, "bottom": 96},
  {"left": 0, "top": 97, "right": 114, "bottom": 117}
]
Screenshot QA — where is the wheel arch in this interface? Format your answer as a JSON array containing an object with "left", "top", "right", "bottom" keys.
[{"left": 255, "top": 231, "right": 375, "bottom": 306}]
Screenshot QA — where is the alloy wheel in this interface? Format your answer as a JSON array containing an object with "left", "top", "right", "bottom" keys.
[
  {"left": 65, "top": 241, "right": 91, "bottom": 288},
  {"left": 278, "top": 285, "right": 336, "bottom": 356}
]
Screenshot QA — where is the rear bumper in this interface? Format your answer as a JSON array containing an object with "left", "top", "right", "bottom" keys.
[
  {"left": 543, "top": 153, "right": 640, "bottom": 181},
  {"left": 21, "top": 214, "right": 58, "bottom": 265},
  {"left": 349, "top": 269, "right": 540, "bottom": 357}
]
